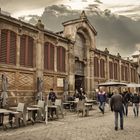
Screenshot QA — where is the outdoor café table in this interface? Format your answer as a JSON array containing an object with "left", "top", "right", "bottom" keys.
[
  {"left": 85, "top": 103, "right": 93, "bottom": 111},
  {"left": 66, "top": 101, "right": 78, "bottom": 111},
  {"left": 84, "top": 103, "right": 93, "bottom": 116},
  {"left": 27, "top": 107, "right": 40, "bottom": 124},
  {"left": 0, "top": 109, "right": 14, "bottom": 129},
  {"left": 86, "top": 99, "right": 97, "bottom": 104}
]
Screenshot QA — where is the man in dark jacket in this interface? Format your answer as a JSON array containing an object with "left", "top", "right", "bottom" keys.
[
  {"left": 48, "top": 88, "right": 57, "bottom": 103},
  {"left": 48, "top": 89, "right": 57, "bottom": 118},
  {"left": 131, "top": 93, "right": 140, "bottom": 117},
  {"left": 110, "top": 89, "right": 124, "bottom": 131},
  {"left": 122, "top": 90, "right": 131, "bottom": 116}
]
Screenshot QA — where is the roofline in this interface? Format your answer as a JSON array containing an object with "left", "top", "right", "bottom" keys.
[
  {"left": 0, "top": 13, "right": 74, "bottom": 44},
  {"left": 92, "top": 48, "right": 137, "bottom": 64},
  {"left": 62, "top": 18, "right": 97, "bottom": 36}
]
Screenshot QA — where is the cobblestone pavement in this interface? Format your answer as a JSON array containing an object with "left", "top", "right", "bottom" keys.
[{"left": 0, "top": 105, "right": 140, "bottom": 140}]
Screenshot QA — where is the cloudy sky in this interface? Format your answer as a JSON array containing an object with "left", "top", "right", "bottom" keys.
[
  {"left": 1, "top": 0, "right": 140, "bottom": 57},
  {"left": 1, "top": 0, "right": 140, "bottom": 19}
]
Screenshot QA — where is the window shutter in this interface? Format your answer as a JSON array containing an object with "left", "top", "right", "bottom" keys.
[
  {"left": 28, "top": 36, "right": 33, "bottom": 67},
  {"left": 100, "top": 59, "right": 105, "bottom": 78},
  {"left": 62, "top": 47, "right": 65, "bottom": 72},
  {"left": 20, "top": 35, "right": 26, "bottom": 66},
  {"left": 44, "top": 42, "right": 48, "bottom": 69},
  {"left": 57, "top": 46, "right": 61, "bottom": 71},
  {"left": 9, "top": 31, "right": 16, "bottom": 65},
  {"left": 114, "top": 63, "right": 118, "bottom": 80},
  {"left": 0, "top": 30, "right": 7, "bottom": 63},
  {"left": 50, "top": 43, "right": 54, "bottom": 70},
  {"left": 20, "top": 35, "right": 34, "bottom": 67},
  {"left": 109, "top": 62, "right": 113, "bottom": 79}
]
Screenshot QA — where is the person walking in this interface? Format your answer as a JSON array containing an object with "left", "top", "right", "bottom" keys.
[
  {"left": 110, "top": 89, "right": 124, "bottom": 131},
  {"left": 97, "top": 87, "right": 107, "bottom": 114},
  {"left": 131, "top": 92, "right": 140, "bottom": 117},
  {"left": 122, "top": 90, "right": 131, "bottom": 116}
]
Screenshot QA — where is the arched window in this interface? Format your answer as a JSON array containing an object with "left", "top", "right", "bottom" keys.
[
  {"left": 0, "top": 29, "right": 16, "bottom": 65},
  {"left": 131, "top": 68, "right": 137, "bottom": 83},
  {"left": 124, "top": 66, "right": 128, "bottom": 81},
  {"left": 114, "top": 63, "right": 118, "bottom": 80},
  {"left": 94, "top": 57, "right": 99, "bottom": 77},
  {"left": 121, "top": 64, "right": 125, "bottom": 81},
  {"left": 100, "top": 59, "right": 105, "bottom": 78},
  {"left": 57, "top": 46, "right": 66, "bottom": 72},
  {"left": 109, "top": 61, "right": 113, "bottom": 79},
  {"left": 20, "top": 35, "right": 34, "bottom": 67},
  {"left": 44, "top": 42, "right": 54, "bottom": 70}
]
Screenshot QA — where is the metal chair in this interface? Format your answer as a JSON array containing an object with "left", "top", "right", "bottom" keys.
[
  {"left": 37, "top": 100, "right": 45, "bottom": 120},
  {"left": 55, "top": 99, "right": 64, "bottom": 118},
  {"left": 77, "top": 100, "right": 88, "bottom": 117},
  {"left": 9, "top": 103, "right": 27, "bottom": 127}
]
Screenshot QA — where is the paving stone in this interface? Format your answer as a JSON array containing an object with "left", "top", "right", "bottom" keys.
[{"left": 0, "top": 106, "right": 140, "bottom": 140}]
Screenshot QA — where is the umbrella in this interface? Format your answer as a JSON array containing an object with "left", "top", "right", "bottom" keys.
[
  {"left": 126, "top": 83, "right": 140, "bottom": 88},
  {"left": 98, "top": 81, "right": 127, "bottom": 87},
  {"left": 1, "top": 74, "right": 8, "bottom": 107}
]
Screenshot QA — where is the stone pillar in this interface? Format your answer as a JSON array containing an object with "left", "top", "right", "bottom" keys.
[
  {"left": 35, "top": 19, "right": 45, "bottom": 79},
  {"left": 36, "top": 31, "right": 44, "bottom": 82},
  {"left": 84, "top": 45, "right": 91, "bottom": 95},
  {"left": 16, "top": 33, "right": 20, "bottom": 67},
  {"left": 89, "top": 51, "right": 95, "bottom": 97},
  {"left": 68, "top": 44, "right": 75, "bottom": 95}
]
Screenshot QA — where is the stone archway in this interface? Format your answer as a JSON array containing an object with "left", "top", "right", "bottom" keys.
[{"left": 74, "top": 27, "right": 91, "bottom": 94}]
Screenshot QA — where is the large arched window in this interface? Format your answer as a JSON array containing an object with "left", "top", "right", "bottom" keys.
[
  {"left": 75, "top": 33, "right": 85, "bottom": 60},
  {"left": 0, "top": 29, "right": 16, "bottom": 65},
  {"left": 114, "top": 63, "right": 118, "bottom": 80},
  {"left": 100, "top": 59, "right": 105, "bottom": 78},
  {"left": 94, "top": 57, "right": 99, "bottom": 77},
  {"left": 109, "top": 61, "right": 113, "bottom": 79},
  {"left": 44, "top": 42, "right": 54, "bottom": 70},
  {"left": 57, "top": 46, "right": 66, "bottom": 72},
  {"left": 20, "top": 35, "right": 34, "bottom": 67}
]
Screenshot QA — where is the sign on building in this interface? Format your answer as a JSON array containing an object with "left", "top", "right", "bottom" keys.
[{"left": 57, "top": 78, "right": 64, "bottom": 87}]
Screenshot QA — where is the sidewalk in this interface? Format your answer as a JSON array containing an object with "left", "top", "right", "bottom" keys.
[{"left": 0, "top": 105, "right": 140, "bottom": 140}]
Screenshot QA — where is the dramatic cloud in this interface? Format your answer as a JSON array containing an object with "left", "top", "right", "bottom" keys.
[
  {"left": 0, "top": 0, "right": 64, "bottom": 17},
  {"left": 1, "top": 0, "right": 140, "bottom": 20},
  {"left": 33, "top": 5, "right": 140, "bottom": 57},
  {"left": 1, "top": 0, "right": 140, "bottom": 57}
]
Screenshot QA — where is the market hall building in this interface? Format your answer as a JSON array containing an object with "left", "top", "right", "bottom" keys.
[{"left": 0, "top": 11, "right": 138, "bottom": 105}]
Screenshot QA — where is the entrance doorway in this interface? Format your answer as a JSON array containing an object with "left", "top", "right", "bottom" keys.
[{"left": 75, "top": 75, "right": 84, "bottom": 92}]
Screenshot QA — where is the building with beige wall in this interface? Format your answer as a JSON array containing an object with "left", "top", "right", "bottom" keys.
[{"left": 0, "top": 11, "right": 138, "bottom": 105}]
